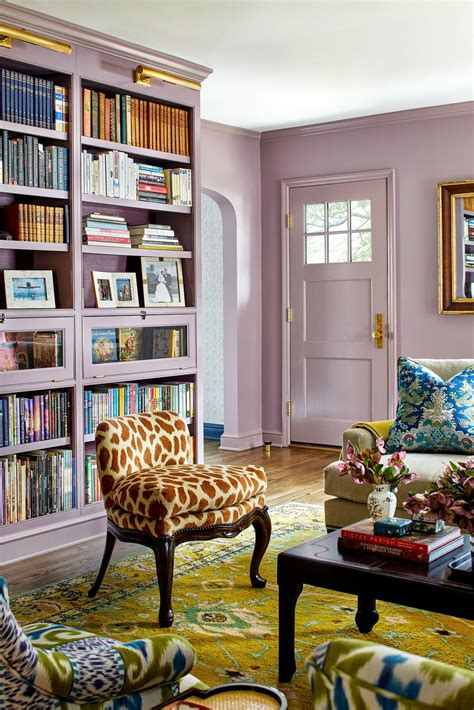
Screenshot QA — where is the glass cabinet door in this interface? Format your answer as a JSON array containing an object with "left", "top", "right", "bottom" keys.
[
  {"left": 83, "top": 314, "right": 196, "bottom": 378},
  {"left": 0, "top": 317, "right": 74, "bottom": 387}
]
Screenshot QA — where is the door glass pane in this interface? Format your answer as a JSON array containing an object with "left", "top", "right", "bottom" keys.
[
  {"left": 351, "top": 199, "right": 371, "bottom": 230},
  {"left": 305, "top": 234, "right": 325, "bottom": 264},
  {"left": 0, "top": 330, "right": 64, "bottom": 372},
  {"left": 91, "top": 326, "right": 187, "bottom": 364},
  {"left": 328, "top": 233, "right": 348, "bottom": 263},
  {"left": 351, "top": 231, "right": 372, "bottom": 262},
  {"left": 328, "top": 201, "right": 348, "bottom": 232},
  {"left": 305, "top": 203, "right": 325, "bottom": 232}
]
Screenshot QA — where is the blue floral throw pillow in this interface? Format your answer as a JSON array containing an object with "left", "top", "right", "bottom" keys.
[{"left": 386, "top": 357, "right": 474, "bottom": 453}]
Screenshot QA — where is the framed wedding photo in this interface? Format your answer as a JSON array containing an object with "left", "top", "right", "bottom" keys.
[
  {"left": 92, "top": 271, "right": 116, "bottom": 308},
  {"left": 141, "top": 257, "right": 185, "bottom": 308},
  {"left": 112, "top": 272, "right": 139, "bottom": 308},
  {"left": 4, "top": 270, "right": 56, "bottom": 309}
]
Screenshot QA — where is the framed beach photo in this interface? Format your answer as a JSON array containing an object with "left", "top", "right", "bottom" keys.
[
  {"left": 92, "top": 272, "right": 116, "bottom": 308},
  {"left": 140, "top": 257, "right": 185, "bottom": 308},
  {"left": 112, "top": 272, "right": 139, "bottom": 308},
  {"left": 4, "top": 270, "right": 55, "bottom": 309}
]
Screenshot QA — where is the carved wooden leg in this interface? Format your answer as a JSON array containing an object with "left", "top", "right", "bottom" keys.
[
  {"left": 356, "top": 595, "right": 379, "bottom": 633},
  {"left": 88, "top": 529, "right": 116, "bottom": 598},
  {"left": 154, "top": 537, "right": 176, "bottom": 628},
  {"left": 278, "top": 579, "right": 303, "bottom": 682},
  {"left": 250, "top": 507, "right": 272, "bottom": 588}
]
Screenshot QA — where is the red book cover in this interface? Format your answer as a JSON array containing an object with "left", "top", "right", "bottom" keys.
[
  {"left": 138, "top": 183, "right": 167, "bottom": 193},
  {"left": 341, "top": 518, "right": 461, "bottom": 553},
  {"left": 338, "top": 535, "right": 464, "bottom": 563}
]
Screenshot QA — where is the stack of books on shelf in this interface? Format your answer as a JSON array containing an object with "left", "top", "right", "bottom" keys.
[
  {"left": 129, "top": 223, "right": 182, "bottom": 250},
  {"left": 82, "top": 88, "right": 189, "bottom": 155},
  {"left": 84, "top": 454, "right": 101, "bottom": 505},
  {"left": 1, "top": 69, "right": 68, "bottom": 131},
  {"left": 138, "top": 164, "right": 167, "bottom": 203},
  {"left": 0, "top": 390, "right": 70, "bottom": 447},
  {"left": 0, "top": 132, "right": 68, "bottom": 189},
  {"left": 164, "top": 168, "right": 192, "bottom": 206},
  {"left": 4, "top": 203, "right": 69, "bottom": 243},
  {"left": 84, "top": 381, "right": 194, "bottom": 435},
  {"left": 82, "top": 213, "right": 131, "bottom": 247},
  {"left": 0, "top": 448, "right": 74, "bottom": 524},
  {"left": 338, "top": 518, "right": 464, "bottom": 564}
]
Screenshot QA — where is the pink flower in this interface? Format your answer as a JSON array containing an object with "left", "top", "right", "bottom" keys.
[
  {"left": 376, "top": 437, "right": 386, "bottom": 454},
  {"left": 403, "top": 494, "right": 428, "bottom": 515},
  {"left": 388, "top": 451, "right": 407, "bottom": 470},
  {"left": 401, "top": 472, "right": 417, "bottom": 485},
  {"left": 337, "top": 461, "right": 350, "bottom": 475},
  {"left": 464, "top": 458, "right": 474, "bottom": 470}
]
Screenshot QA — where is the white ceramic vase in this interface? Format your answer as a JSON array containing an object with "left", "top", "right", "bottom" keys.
[{"left": 367, "top": 484, "right": 397, "bottom": 522}]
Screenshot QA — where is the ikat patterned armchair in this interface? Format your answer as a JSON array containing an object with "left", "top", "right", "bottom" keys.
[
  {"left": 307, "top": 638, "right": 474, "bottom": 709},
  {"left": 90, "top": 411, "right": 271, "bottom": 627},
  {"left": 0, "top": 577, "right": 202, "bottom": 709}
]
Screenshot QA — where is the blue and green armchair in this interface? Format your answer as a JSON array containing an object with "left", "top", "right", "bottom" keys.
[
  {"left": 307, "top": 638, "right": 474, "bottom": 709},
  {"left": 0, "top": 576, "right": 201, "bottom": 709}
]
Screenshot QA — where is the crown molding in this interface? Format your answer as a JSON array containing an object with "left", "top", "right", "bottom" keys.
[
  {"left": 261, "top": 101, "right": 474, "bottom": 142},
  {"left": 201, "top": 119, "right": 261, "bottom": 141},
  {"left": 0, "top": 1, "right": 212, "bottom": 84}
]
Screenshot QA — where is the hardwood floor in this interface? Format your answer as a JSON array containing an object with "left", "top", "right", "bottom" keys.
[{"left": 3, "top": 442, "right": 338, "bottom": 595}]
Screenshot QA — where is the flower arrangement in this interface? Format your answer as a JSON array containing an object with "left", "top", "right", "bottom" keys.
[
  {"left": 403, "top": 458, "right": 474, "bottom": 534},
  {"left": 338, "top": 438, "right": 416, "bottom": 491}
]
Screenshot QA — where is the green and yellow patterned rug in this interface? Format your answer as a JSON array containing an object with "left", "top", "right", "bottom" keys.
[{"left": 11, "top": 503, "right": 474, "bottom": 709}]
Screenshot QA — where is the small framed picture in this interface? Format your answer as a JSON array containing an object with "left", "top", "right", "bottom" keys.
[
  {"left": 92, "top": 272, "right": 116, "bottom": 308},
  {"left": 141, "top": 257, "right": 185, "bottom": 308},
  {"left": 4, "top": 270, "right": 55, "bottom": 309},
  {"left": 111, "top": 272, "right": 139, "bottom": 308}
]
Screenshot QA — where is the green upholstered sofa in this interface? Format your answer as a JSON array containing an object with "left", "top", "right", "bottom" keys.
[
  {"left": 307, "top": 638, "right": 474, "bottom": 709},
  {"left": 323, "top": 358, "right": 474, "bottom": 530}
]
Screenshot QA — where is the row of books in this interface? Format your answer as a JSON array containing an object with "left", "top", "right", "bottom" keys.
[
  {"left": 92, "top": 326, "right": 186, "bottom": 365},
  {"left": 0, "top": 449, "right": 74, "bottom": 525},
  {"left": 82, "top": 88, "right": 189, "bottom": 155},
  {"left": 84, "top": 381, "right": 194, "bottom": 435},
  {"left": 83, "top": 213, "right": 130, "bottom": 246},
  {"left": 81, "top": 149, "right": 192, "bottom": 206},
  {"left": 0, "top": 69, "right": 68, "bottom": 131},
  {"left": 0, "top": 331, "right": 63, "bottom": 373},
  {"left": 3, "top": 203, "right": 70, "bottom": 244},
  {"left": 0, "top": 391, "right": 70, "bottom": 448},
  {"left": 464, "top": 216, "right": 474, "bottom": 238},
  {"left": 0, "top": 131, "right": 69, "bottom": 189},
  {"left": 84, "top": 454, "right": 101, "bottom": 505},
  {"left": 338, "top": 518, "right": 464, "bottom": 564}
]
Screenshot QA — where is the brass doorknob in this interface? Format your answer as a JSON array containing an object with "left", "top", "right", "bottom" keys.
[{"left": 372, "top": 313, "right": 384, "bottom": 349}]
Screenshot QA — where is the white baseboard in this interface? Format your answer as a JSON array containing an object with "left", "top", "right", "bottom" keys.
[{"left": 219, "top": 431, "right": 263, "bottom": 451}]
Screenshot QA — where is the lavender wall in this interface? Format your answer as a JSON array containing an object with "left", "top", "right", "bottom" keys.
[
  {"left": 260, "top": 104, "right": 474, "bottom": 441},
  {"left": 201, "top": 121, "right": 263, "bottom": 450}
]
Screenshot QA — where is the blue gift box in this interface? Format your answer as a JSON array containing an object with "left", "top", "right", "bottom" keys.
[{"left": 373, "top": 517, "right": 413, "bottom": 537}]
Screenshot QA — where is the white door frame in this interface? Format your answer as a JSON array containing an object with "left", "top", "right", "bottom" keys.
[{"left": 281, "top": 168, "right": 397, "bottom": 448}]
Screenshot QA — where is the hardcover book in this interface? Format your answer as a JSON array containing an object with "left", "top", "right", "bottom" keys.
[
  {"left": 91, "top": 328, "right": 118, "bottom": 364},
  {"left": 33, "top": 331, "right": 61, "bottom": 369},
  {"left": 118, "top": 328, "right": 142, "bottom": 362},
  {"left": 341, "top": 518, "right": 461, "bottom": 553}
]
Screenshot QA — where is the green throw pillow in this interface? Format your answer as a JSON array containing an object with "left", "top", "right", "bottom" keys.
[{"left": 386, "top": 357, "right": 474, "bottom": 453}]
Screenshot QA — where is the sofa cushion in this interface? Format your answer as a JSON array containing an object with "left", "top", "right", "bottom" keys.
[
  {"left": 385, "top": 357, "right": 474, "bottom": 454},
  {"left": 324, "top": 452, "right": 472, "bottom": 505}
]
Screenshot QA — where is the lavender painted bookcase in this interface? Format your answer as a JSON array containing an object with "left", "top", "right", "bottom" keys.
[{"left": 0, "top": 4, "right": 211, "bottom": 564}]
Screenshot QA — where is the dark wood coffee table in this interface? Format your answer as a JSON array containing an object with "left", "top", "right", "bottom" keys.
[{"left": 278, "top": 529, "right": 473, "bottom": 682}]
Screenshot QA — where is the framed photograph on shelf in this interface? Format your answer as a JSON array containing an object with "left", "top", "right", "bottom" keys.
[
  {"left": 141, "top": 257, "right": 185, "bottom": 307},
  {"left": 4, "top": 270, "right": 55, "bottom": 309},
  {"left": 112, "top": 273, "right": 139, "bottom": 308},
  {"left": 92, "top": 272, "right": 116, "bottom": 308}
]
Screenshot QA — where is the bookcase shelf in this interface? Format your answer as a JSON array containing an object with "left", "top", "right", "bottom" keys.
[
  {"left": 0, "top": 184, "right": 69, "bottom": 200},
  {"left": 82, "top": 193, "right": 191, "bottom": 213},
  {"left": 0, "top": 7, "right": 207, "bottom": 563},
  {"left": 82, "top": 244, "right": 191, "bottom": 258},
  {"left": 0, "top": 119, "right": 68, "bottom": 142},
  {"left": 81, "top": 136, "right": 191, "bottom": 165}
]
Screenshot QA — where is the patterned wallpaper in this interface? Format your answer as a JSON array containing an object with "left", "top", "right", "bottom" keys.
[{"left": 201, "top": 193, "right": 224, "bottom": 425}]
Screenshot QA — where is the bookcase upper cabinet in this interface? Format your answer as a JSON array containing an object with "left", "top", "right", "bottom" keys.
[{"left": 0, "top": 2, "right": 211, "bottom": 565}]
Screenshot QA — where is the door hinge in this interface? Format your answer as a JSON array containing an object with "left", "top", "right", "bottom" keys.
[
  {"left": 286, "top": 213, "right": 293, "bottom": 229},
  {"left": 287, "top": 400, "right": 294, "bottom": 416},
  {"left": 286, "top": 307, "right": 294, "bottom": 322}
]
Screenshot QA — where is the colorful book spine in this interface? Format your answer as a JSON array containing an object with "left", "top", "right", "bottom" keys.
[
  {"left": 0, "top": 136, "right": 69, "bottom": 189},
  {"left": 337, "top": 536, "right": 464, "bottom": 563},
  {"left": 0, "top": 70, "right": 68, "bottom": 131},
  {"left": 340, "top": 527, "right": 461, "bottom": 554},
  {"left": 0, "top": 391, "right": 70, "bottom": 447}
]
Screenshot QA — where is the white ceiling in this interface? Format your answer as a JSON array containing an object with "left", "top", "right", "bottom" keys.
[{"left": 9, "top": 0, "right": 474, "bottom": 131}]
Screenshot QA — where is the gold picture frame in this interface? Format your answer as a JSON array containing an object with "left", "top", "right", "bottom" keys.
[
  {"left": 438, "top": 180, "right": 474, "bottom": 314},
  {"left": 141, "top": 257, "right": 185, "bottom": 308}
]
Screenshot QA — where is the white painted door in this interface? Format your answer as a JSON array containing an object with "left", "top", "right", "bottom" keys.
[{"left": 289, "top": 178, "right": 389, "bottom": 445}]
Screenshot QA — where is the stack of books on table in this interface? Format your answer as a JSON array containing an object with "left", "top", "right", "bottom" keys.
[
  {"left": 129, "top": 223, "right": 183, "bottom": 251},
  {"left": 82, "top": 213, "right": 131, "bottom": 247},
  {"left": 338, "top": 518, "right": 464, "bottom": 564},
  {"left": 138, "top": 164, "right": 167, "bottom": 203}
]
